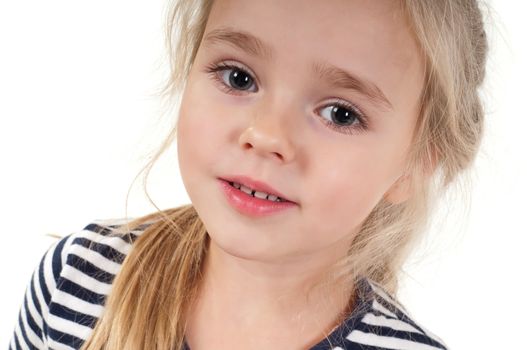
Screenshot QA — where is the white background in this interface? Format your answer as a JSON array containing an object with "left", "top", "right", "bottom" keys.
[{"left": 0, "top": 1, "right": 525, "bottom": 348}]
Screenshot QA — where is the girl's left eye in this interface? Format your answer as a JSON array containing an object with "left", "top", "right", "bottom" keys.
[{"left": 204, "top": 61, "right": 369, "bottom": 135}]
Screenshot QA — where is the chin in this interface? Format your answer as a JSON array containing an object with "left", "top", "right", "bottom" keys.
[{"left": 206, "top": 224, "right": 286, "bottom": 263}]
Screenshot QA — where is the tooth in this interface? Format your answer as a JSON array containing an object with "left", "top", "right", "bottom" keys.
[
  {"left": 234, "top": 182, "right": 284, "bottom": 202},
  {"left": 254, "top": 191, "right": 268, "bottom": 199},
  {"left": 240, "top": 185, "right": 252, "bottom": 195}
]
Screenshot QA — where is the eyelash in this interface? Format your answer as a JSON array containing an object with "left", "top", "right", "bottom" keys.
[{"left": 204, "top": 61, "right": 369, "bottom": 135}]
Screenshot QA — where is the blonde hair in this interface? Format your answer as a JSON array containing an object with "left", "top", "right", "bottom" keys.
[{"left": 79, "top": 0, "right": 489, "bottom": 348}]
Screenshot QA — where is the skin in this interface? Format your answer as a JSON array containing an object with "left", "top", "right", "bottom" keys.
[{"left": 176, "top": 0, "right": 425, "bottom": 348}]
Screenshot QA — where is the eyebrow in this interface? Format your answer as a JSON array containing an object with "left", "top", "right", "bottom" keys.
[{"left": 203, "top": 27, "right": 393, "bottom": 110}]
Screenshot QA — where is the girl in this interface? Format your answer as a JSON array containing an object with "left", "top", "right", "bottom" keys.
[{"left": 10, "top": 0, "right": 488, "bottom": 349}]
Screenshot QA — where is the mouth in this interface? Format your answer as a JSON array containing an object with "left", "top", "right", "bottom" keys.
[
  {"left": 224, "top": 180, "right": 288, "bottom": 203},
  {"left": 218, "top": 175, "right": 296, "bottom": 204}
]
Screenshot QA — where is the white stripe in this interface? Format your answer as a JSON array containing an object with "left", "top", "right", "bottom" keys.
[
  {"left": 362, "top": 313, "right": 422, "bottom": 333},
  {"left": 47, "top": 313, "right": 94, "bottom": 341},
  {"left": 52, "top": 288, "right": 105, "bottom": 318},
  {"left": 368, "top": 281, "right": 446, "bottom": 347},
  {"left": 13, "top": 323, "right": 30, "bottom": 350},
  {"left": 68, "top": 244, "right": 122, "bottom": 274},
  {"left": 33, "top": 261, "right": 50, "bottom": 328},
  {"left": 347, "top": 330, "right": 444, "bottom": 350},
  {"left": 47, "top": 337, "right": 77, "bottom": 350},
  {"left": 61, "top": 264, "right": 113, "bottom": 295},
  {"left": 19, "top": 299, "right": 45, "bottom": 348},
  {"left": 25, "top": 277, "right": 44, "bottom": 331},
  {"left": 372, "top": 299, "right": 398, "bottom": 318},
  {"left": 91, "top": 218, "right": 153, "bottom": 241},
  {"left": 76, "top": 229, "right": 133, "bottom": 256},
  {"left": 332, "top": 347, "right": 345, "bottom": 350},
  {"left": 61, "top": 233, "right": 78, "bottom": 269},
  {"left": 42, "top": 241, "right": 59, "bottom": 299}
]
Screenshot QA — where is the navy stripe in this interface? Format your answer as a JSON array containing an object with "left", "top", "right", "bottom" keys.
[
  {"left": 72, "top": 236, "right": 126, "bottom": 264},
  {"left": 12, "top": 333, "right": 21, "bottom": 350},
  {"left": 51, "top": 233, "right": 69, "bottom": 282},
  {"left": 17, "top": 309, "right": 39, "bottom": 350},
  {"left": 83, "top": 223, "right": 138, "bottom": 245},
  {"left": 37, "top": 253, "right": 51, "bottom": 306},
  {"left": 354, "top": 321, "right": 447, "bottom": 349},
  {"left": 365, "top": 306, "right": 444, "bottom": 348},
  {"left": 56, "top": 277, "right": 107, "bottom": 306},
  {"left": 370, "top": 307, "right": 398, "bottom": 319},
  {"left": 29, "top": 272, "right": 42, "bottom": 318},
  {"left": 29, "top": 270, "right": 49, "bottom": 339},
  {"left": 106, "top": 221, "right": 153, "bottom": 231},
  {"left": 371, "top": 289, "right": 406, "bottom": 317},
  {"left": 48, "top": 326, "right": 85, "bottom": 349},
  {"left": 83, "top": 223, "right": 113, "bottom": 236},
  {"left": 107, "top": 222, "right": 150, "bottom": 234},
  {"left": 66, "top": 253, "right": 116, "bottom": 284},
  {"left": 23, "top": 293, "right": 43, "bottom": 340},
  {"left": 371, "top": 290, "right": 415, "bottom": 322},
  {"left": 49, "top": 300, "right": 98, "bottom": 328},
  {"left": 372, "top": 292, "right": 432, "bottom": 337},
  {"left": 128, "top": 232, "right": 139, "bottom": 243}
]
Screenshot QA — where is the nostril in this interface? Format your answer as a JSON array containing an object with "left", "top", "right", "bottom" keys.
[
  {"left": 272, "top": 152, "right": 283, "bottom": 161},
  {"left": 242, "top": 142, "right": 253, "bottom": 151}
]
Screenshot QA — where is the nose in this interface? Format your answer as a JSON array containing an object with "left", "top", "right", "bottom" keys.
[{"left": 238, "top": 106, "right": 296, "bottom": 163}]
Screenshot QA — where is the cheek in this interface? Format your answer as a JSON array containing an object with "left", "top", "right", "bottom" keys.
[
  {"left": 301, "top": 148, "right": 396, "bottom": 241},
  {"left": 177, "top": 82, "right": 227, "bottom": 170},
  {"left": 179, "top": 81, "right": 214, "bottom": 138}
]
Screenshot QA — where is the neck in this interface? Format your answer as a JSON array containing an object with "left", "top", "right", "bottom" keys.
[{"left": 186, "top": 238, "right": 355, "bottom": 348}]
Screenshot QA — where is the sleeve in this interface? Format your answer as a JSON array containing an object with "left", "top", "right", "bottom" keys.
[{"left": 8, "top": 233, "right": 73, "bottom": 350}]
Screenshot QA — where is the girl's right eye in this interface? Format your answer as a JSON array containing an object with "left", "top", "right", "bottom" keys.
[{"left": 204, "top": 62, "right": 258, "bottom": 95}]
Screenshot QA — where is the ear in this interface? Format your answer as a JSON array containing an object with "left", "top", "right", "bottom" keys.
[
  {"left": 384, "top": 148, "right": 439, "bottom": 205},
  {"left": 383, "top": 173, "right": 412, "bottom": 205}
]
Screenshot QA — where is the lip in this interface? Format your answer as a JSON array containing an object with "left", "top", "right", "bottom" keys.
[
  {"left": 218, "top": 175, "right": 295, "bottom": 203},
  {"left": 218, "top": 178, "right": 298, "bottom": 217}
]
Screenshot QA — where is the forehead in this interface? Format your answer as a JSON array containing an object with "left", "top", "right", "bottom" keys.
[{"left": 204, "top": 0, "right": 424, "bottom": 111}]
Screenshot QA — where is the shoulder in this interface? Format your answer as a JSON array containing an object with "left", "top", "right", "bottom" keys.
[
  {"left": 338, "top": 278, "right": 449, "bottom": 350},
  {"left": 46, "top": 218, "right": 150, "bottom": 347},
  {"left": 51, "top": 218, "right": 149, "bottom": 282},
  {"left": 64, "top": 218, "right": 146, "bottom": 266},
  {"left": 50, "top": 218, "right": 151, "bottom": 299},
  {"left": 10, "top": 218, "right": 153, "bottom": 350}
]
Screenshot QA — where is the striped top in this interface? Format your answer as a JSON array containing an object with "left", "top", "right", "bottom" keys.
[{"left": 9, "top": 219, "right": 448, "bottom": 350}]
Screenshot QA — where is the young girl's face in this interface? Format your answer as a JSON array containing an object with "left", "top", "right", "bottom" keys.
[{"left": 177, "top": 0, "right": 425, "bottom": 264}]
